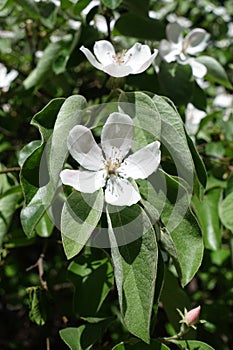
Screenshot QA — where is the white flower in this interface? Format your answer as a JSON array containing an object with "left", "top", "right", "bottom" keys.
[
  {"left": 80, "top": 40, "right": 158, "bottom": 77},
  {"left": 60, "top": 113, "right": 161, "bottom": 206},
  {"left": 0, "top": 63, "right": 18, "bottom": 91},
  {"left": 159, "top": 23, "right": 210, "bottom": 78},
  {"left": 185, "top": 103, "right": 206, "bottom": 136}
]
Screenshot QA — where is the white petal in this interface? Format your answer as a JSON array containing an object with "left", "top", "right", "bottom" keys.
[
  {"left": 119, "top": 141, "right": 161, "bottom": 179},
  {"left": 159, "top": 40, "right": 180, "bottom": 62},
  {"left": 93, "top": 40, "right": 116, "bottom": 66},
  {"left": 166, "top": 22, "right": 183, "bottom": 44},
  {"left": 60, "top": 169, "right": 106, "bottom": 193},
  {"left": 185, "top": 29, "right": 210, "bottom": 55},
  {"left": 132, "top": 49, "right": 158, "bottom": 74},
  {"left": 67, "top": 125, "right": 104, "bottom": 171},
  {"left": 101, "top": 112, "right": 134, "bottom": 160},
  {"left": 103, "top": 63, "right": 133, "bottom": 77},
  {"left": 80, "top": 46, "right": 103, "bottom": 70},
  {"left": 124, "top": 43, "right": 157, "bottom": 73},
  {"left": 189, "top": 58, "right": 207, "bottom": 78},
  {"left": 105, "top": 177, "right": 141, "bottom": 206}
]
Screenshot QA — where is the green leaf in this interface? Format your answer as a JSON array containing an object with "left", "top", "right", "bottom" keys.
[
  {"left": 60, "top": 320, "right": 112, "bottom": 350},
  {"left": 31, "top": 98, "right": 65, "bottom": 142},
  {"left": 219, "top": 192, "right": 233, "bottom": 232},
  {"left": 115, "top": 14, "right": 165, "bottom": 40},
  {"left": 23, "top": 36, "right": 73, "bottom": 90},
  {"left": 112, "top": 339, "right": 170, "bottom": 349},
  {"left": 61, "top": 190, "right": 104, "bottom": 259},
  {"left": 122, "top": 0, "right": 150, "bottom": 16},
  {"left": 158, "top": 61, "right": 194, "bottom": 106},
  {"left": 14, "top": 0, "right": 40, "bottom": 18},
  {"left": 68, "top": 251, "right": 114, "bottom": 316},
  {"left": 192, "top": 188, "right": 222, "bottom": 250},
  {"left": 107, "top": 206, "right": 158, "bottom": 343},
  {"left": 159, "top": 173, "right": 204, "bottom": 285},
  {"left": 153, "top": 95, "right": 195, "bottom": 187},
  {"left": 0, "top": 186, "right": 22, "bottom": 246},
  {"left": 35, "top": 211, "right": 54, "bottom": 237},
  {"left": 196, "top": 55, "right": 233, "bottom": 90},
  {"left": 170, "top": 340, "right": 214, "bottom": 350},
  {"left": 160, "top": 269, "right": 191, "bottom": 333},
  {"left": 20, "top": 187, "right": 49, "bottom": 238},
  {"left": 101, "top": 0, "right": 122, "bottom": 9},
  {"left": 27, "top": 286, "right": 49, "bottom": 326},
  {"left": 119, "top": 91, "right": 161, "bottom": 149},
  {"left": 18, "top": 140, "right": 42, "bottom": 168}
]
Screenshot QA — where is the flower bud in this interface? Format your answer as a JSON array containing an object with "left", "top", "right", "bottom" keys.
[{"left": 184, "top": 305, "right": 201, "bottom": 326}]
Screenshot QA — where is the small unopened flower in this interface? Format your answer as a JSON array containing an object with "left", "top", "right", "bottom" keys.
[
  {"left": 0, "top": 63, "right": 18, "bottom": 92},
  {"left": 60, "top": 113, "right": 161, "bottom": 206},
  {"left": 80, "top": 40, "right": 158, "bottom": 77},
  {"left": 177, "top": 305, "right": 205, "bottom": 330},
  {"left": 159, "top": 23, "right": 210, "bottom": 78}
]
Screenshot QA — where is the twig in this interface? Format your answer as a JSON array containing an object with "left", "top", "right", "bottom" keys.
[
  {"left": 26, "top": 243, "right": 48, "bottom": 290},
  {"left": 0, "top": 167, "right": 21, "bottom": 174},
  {"left": 46, "top": 337, "right": 50, "bottom": 350}
]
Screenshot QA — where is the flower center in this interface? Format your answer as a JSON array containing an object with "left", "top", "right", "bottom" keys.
[
  {"left": 106, "top": 160, "right": 121, "bottom": 176},
  {"left": 112, "top": 50, "right": 132, "bottom": 65},
  {"left": 103, "top": 146, "right": 123, "bottom": 176}
]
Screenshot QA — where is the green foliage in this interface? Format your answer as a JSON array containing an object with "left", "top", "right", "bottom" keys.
[{"left": 1, "top": 0, "right": 233, "bottom": 349}]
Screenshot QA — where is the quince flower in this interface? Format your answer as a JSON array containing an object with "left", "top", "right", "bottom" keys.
[
  {"left": 60, "top": 113, "right": 161, "bottom": 206},
  {"left": 0, "top": 63, "right": 18, "bottom": 92},
  {"left": 80, "top": 40, "right": 158, "bottom": 77},
  {"left": 159, "top": 23, "right": 210, "bottom": 78}
]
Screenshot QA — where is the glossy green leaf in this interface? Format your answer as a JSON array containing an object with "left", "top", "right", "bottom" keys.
[
  {"left": 107, "top": 206, "right": 158, "bottom": 343},
  {"left": 61, "top": 190, "right": 104, "bottom": 259},
  {"left": 68, "top": 252, "right": 114, "bottom": 316},
  {"left": 23, "top": 36, "right": 73, "bottom": 90},
  {"left": 18, "top": 140, "right": 42, "bottom": 168},
  {"left": 0, "top": 186, "right": 22, "bottom": 246},
  {"left": 112, "top": 339, "right": 170, "bottom": 349},
  {"left": 101, "top": 0, "right": 122, "bottom": 9},
  {"left": 170, "top": 340, "right": 214, "bottom": 350},
  {"left": 31, "top": 98, "right": 65, "bottom": 142},
  {"left": 60, "top": 319, "right": 112, "bottom": 350},
  {"left": 196, "top": 55, "right": 233, "bottom": 90},
  {"left": 115, "top": 14, "right": 165, "bottom": 40},
  {"left": 192, "top": 188, "right": 222, "bottom": 250},
  {"left": 158, "top": 61, "right": 194, "bottom": 106},
  {"left": 35, "top": 211, "right": 54, "bottom": 237},
  {"left": 219, "top": 192, "right": 233, "bottom": 232}
]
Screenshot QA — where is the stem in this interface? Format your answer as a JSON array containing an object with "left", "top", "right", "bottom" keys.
[
  {"left": 0, "top": 167, "right": 21, "bottom": 174},
  {"left": 26, "top": 241, "right": 48, "bottom": 290}
]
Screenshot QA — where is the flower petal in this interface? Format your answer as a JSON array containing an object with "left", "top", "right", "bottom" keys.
[
  {"left": 80, "top": 45, "right": 103, "bottom": 70},
  {"left": 166, "top": 22, "right": 183, "bottom": 44},
  {"left": 133, "top": 49, "right": 158, "bottom": 74},
  {"left": 93, "top": 40, "right": 116, "bottom": 66},
  {"left": 103, "top": 63, "right": 133, "bottom": 77},
  {"left": 119, "top": 141, "right": 161, "bottom": 179},
  {"left": 60, "top": 169, "right": 106, "bottom": 193},
  {"left": 67, "top": 125, "right": 104, "bottom": 171},
  {"left": 159, "top": 40, "right": 180, "bottom": 62},
  {"left": 101, "top": 112, "right": 134, "bottom": 160},
  {"left": 185, "top": 29, "right": 209, "bottom": 55},
  {"left": 189, "top": 58, "right": 207, "bottom": 78},
  {"left": 105, "top": 177, "right": 141, "bottom": 206},
  {"left": 124, "top": 43, "right": 157, "bottom": 74}
]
